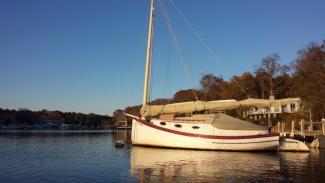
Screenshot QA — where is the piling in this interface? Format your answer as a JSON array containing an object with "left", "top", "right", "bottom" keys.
[
  {"left": 300, "top": 119, "right": 305, "bottom": 138},
  {"left": 290, "top": 120, "right": 295, "bottom": 137},
  {"left": 309, "top": 121, "right": 314, "bottom": 131},
  {"left": 322, "top": 119, "right": 325, "bottom": 135},
  {"left": 281, "top": 121, "right": 285, "bottom": 136}
]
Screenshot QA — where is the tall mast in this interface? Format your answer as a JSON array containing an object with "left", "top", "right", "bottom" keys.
[{"left": 142, "top": 0, "right": 154, "bottom": 106}]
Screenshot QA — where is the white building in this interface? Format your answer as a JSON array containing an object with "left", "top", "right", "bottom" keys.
[{"left": 243, "top": 97, "right": 301, "bottom": 120}]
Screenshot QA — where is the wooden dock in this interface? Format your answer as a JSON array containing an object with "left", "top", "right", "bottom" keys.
[{"left": 274, "top": 119, "right": 325, "bottom": 138}]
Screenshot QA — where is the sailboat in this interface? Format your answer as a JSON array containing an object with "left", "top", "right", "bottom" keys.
[{"left": 126, "top": 0, "right": 279, "bottom": 151}]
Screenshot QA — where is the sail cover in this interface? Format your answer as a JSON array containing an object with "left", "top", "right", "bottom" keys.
[
  {"left": 239, "top": 98, "right": 271, "bottom": 107},
  {"left": 141, "top": 100, "right": 240, "bottom": 117},
  {"left": 212, "top": 113, "right": 267, "bottom": 130},
  {"left": 239, "top": 98, "right": 300, "bottom": 107},
  {"left": 140, "top": 98, "right": 300, "bottom": 117}
]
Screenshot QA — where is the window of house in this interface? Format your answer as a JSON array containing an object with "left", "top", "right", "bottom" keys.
[
  {"left": 290, "top": 104, "right": 296, "bottom": 111},
  {"left": 265, "top": 107, "right": 270, "bottom": 112}
]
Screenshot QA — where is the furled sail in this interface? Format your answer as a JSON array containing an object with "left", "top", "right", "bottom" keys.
[
  {"left": 140, "top": 98, "right": 300, "bottom": 117},
  {"left": 239, "top": 98, "right": 271, "bottom": 107},
  {"left": 141, "top": 100, "right": 240, "bottom": 117},
  {"left": 239, "top": 98, "right": 300, "bottom": 107}
]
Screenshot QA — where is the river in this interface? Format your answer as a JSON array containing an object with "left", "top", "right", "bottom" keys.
[{"left": 0, "top": 130, "right": 324, "bottom": 183}]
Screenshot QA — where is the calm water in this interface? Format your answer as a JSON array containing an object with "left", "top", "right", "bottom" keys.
[{"left": 0, "top": 130, "right": 325, "bottom": 183}]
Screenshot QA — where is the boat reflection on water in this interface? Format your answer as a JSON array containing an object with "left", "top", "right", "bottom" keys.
[{"left": 130, "top": 146, "right": 280, "bottom": 182}]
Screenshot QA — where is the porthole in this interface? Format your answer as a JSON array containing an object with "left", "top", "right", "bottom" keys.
[
  {"left": 160, "top": 122, "right": 166, "bottom": 126},
  {"left": 192, "top": 126, "right": 200, "bottom": 129},
  {"left": 175, "top": 124, "right": 182, "bottom": 128}
]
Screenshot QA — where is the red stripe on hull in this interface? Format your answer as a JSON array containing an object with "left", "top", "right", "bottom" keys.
[{"left": 134, "top": 118, "right": 279, "bottom": 140}]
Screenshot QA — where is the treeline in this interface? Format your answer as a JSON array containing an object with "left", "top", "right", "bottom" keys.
[
  {"left": 115, "top": 40, "right": 325, "bottom": 121},
  {"left": 0, "top": 108, "right": 113, "bottom": 129}
]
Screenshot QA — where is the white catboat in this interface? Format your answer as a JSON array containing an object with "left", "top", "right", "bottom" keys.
[{"left": 127, "top": 0, "right": 279, "bottom": 151}]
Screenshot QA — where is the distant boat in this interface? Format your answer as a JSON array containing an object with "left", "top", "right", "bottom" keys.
[
  {"left": 126, "top": 0, "right": 279, "bottom": 151},
  {"left": 115, "top": 140, "right": 125, "bottom": 148}
]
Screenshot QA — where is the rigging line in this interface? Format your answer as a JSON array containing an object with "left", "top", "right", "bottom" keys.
[
  {"left": 163, "top": 41, "right": 172, "bottom": 99},
  {"left": 158, "top": 0, "right": 198, "bottom": 101},
  {"left": 157, "top": 0, "right": 199, "bottom": 101},
  {"left": 169, "top": 0, "right": 250, "bottom": 99}
]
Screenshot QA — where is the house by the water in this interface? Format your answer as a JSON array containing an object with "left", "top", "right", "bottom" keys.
[{"left": 243, "top": 95, "right": 301, "bottom": 121}]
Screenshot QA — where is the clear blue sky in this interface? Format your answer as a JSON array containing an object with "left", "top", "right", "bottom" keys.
[{"left": 0, "top": 0, "right": 324, "bottom": 115}]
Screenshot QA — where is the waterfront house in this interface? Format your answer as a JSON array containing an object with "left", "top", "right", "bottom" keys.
[{"left": 243, "top": 95, "right": 301, "bottom": 120}]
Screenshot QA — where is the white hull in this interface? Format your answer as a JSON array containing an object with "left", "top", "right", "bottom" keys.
[
  {"left": 279, "top": 138, "right": 309, "bottom": 152},
  {"left": 131, "top": 117, "right": 279, "bottom": 151}
]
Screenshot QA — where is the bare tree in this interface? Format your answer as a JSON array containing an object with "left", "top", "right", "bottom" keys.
[{"left": 255, "top": 53, "right": 288, "bottom": 98}]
